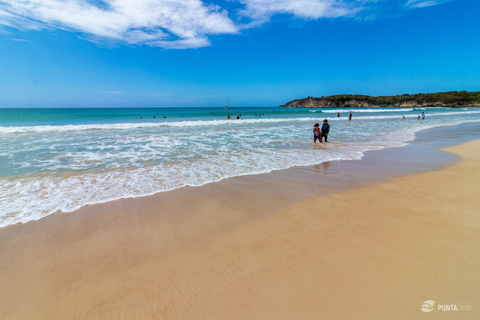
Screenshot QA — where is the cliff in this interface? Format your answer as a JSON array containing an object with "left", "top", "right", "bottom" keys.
[{"left": 280, "top": 91, "right": 480, "bottom": 108}]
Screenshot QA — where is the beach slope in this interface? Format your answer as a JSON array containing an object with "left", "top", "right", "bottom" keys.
[{"left": 0, "top": 141, "right": 479, "bottom": 319}]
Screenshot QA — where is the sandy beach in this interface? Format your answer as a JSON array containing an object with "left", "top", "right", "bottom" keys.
[
  {"left": 1, "top": 134, "right": 479, "bottom": 319},
  {"left": 2, "top": 0, "right": 480, "bottom": 317}
]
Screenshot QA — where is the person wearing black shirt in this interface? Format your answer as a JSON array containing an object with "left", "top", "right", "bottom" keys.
[{"left": 321, "top": 119, "right": 330, "bottom": 143}]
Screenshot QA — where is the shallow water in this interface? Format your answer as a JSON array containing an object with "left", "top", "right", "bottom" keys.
[{"left": 1, "top": 106, "right": 479, "bottom": 226}]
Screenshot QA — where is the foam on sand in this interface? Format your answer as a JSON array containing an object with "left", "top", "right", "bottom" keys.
[
  {"left": 1, "top": 108, "right": 480, "bottom": 227},
  {"left": 0, "top": 139, "right": 479, "bottom": 319}
]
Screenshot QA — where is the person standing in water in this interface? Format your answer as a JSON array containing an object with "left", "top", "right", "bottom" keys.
[
  {"left": 337, "top": 112, "right": 341, "bottom": 117},
  {"left": 349, "top": 111, "right": 353, "bottom": 121},
  {"left": 227, "top": 114, "right": 230, "bottom": 120},
  {"left": 421, "top": 112, "right": 426, "bottom": 120},
  {"left": 313, "top": 123, "right": 321, "bottom": 143},
  {"left": 321, "top": 119, "right": 330, "bottom": 142}
]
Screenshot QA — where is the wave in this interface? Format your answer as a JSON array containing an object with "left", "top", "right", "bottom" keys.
[
  {"left": 0, "top": 118, "right": 324, "bottom": 134},
  {"left": 1, "top": 115, "right": 480, "bottom": 227},
  {"left": 0, "top": 131, "right": 416, "bottom": 227},
  {"left": 320, "top": 108, "right": 413, "bottom": 113},
  {"left": 1, "top": 110, "right": 480, "bottom": 134}
]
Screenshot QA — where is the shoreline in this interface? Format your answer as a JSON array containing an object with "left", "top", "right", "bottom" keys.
[
  {"left": 2, "top": 121, "right": 479, "bottom": 230},
  {"left": 0, "top": 123, "right": 479, "bottom": 319}
]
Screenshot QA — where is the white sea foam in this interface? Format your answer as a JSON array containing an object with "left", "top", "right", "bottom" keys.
[
  {"left": 1, "top": 110, "right": 480, "bottom": 134},
  {"left": 1, "top": 109, "right": 480, "bottom": 227},
  {"left": 320, "top": 108, "right": 413, "bottom": 113},
  {"left": 0, "top": 132, "right": 411, "bottom": 227}
]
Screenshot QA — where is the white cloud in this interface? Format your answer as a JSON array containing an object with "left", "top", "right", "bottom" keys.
[
  {"left": 11, "top": 38, "right": 33, "bottom": 42},
  {"left": 0, "top": 5, "right": 43, "bottom": 29},
  {"left": 0, "top": 0, "right": 386, "bottom": 49},
  {"left": 0, "top": 0, "right": 238, "bottom": 48},
  {"left": 239, "top": 0, "right": 361, "bottom": 24},
  {"left": 405, "top": 0, "right": 453, "bottom": 8}
]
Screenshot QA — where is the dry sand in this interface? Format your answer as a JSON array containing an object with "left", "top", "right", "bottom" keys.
[{"left": 0, "top": 140, "right": 479, "bottom": 319}]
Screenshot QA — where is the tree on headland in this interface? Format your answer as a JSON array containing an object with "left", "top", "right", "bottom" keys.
[{"left": 280, "top": 91, "right": 480, "bottom": 108}]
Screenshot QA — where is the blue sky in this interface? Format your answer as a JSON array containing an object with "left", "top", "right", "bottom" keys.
[{"left": 0, "top": 0, "right": 479, "bottom": 107}]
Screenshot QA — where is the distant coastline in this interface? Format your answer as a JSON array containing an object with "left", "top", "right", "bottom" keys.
[{"left": 280, "top": 91, "right": 480, "bottom": 108}]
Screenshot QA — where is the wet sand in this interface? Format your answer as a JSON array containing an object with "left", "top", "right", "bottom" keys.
[{"left": 0, "top": 124, "right": 479, "bottom": 319}]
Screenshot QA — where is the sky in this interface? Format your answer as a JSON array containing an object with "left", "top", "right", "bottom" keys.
[{"left": 0, "top": 0, "right": 479, "bottom": 108}]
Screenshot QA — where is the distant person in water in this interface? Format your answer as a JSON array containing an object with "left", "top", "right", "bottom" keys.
[
  {"left": 417, "top": 115, "right": 421, "bottom": 120},
  {"left": 421, "top": 112, "right": 426, "bottom": 120},
  {"left": 337, "top": 112, "right": 341, "bottom": 117},
  {"left": 164, "top": 116, "right": 166, "bottom": 119},
  {"left": 227, "top": 114, "right": 230, "bottom": 120},
  {"left": 237, "top": 114, "right": 240, "bottom": 119},
  {"left": 349, "top": 111, "right": 353, "bottom": 121},
  {"left": 153, "top": 116, "right": 155, "bottom": 119},
  {"left": 321, "top": 119, "right": 330, "bottom": 142},
  {"left": 313, "top": 123, "right": 321, "bottom": 143},
  {"left": 403, "top": 116, "right": 406, "bottom": 119}
]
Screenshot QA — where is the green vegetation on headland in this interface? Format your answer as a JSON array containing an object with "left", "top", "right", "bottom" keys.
[{"left": 280, "top": 91, "right": 480, "bottom": 108}]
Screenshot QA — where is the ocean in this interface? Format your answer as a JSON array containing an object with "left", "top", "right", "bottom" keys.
[{"left": 1, "top": 106, "right": 480, "bottom": 227}]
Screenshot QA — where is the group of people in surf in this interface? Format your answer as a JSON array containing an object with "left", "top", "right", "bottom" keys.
[
  {"left": 313, "top": 119, "right": 330, "bottom": 143},
  {"left": 313, "top": 111, "right": 353, "bottom": 143},
  {"left": 315, "top": 110, "right": 427, "bottom": 143},
  {"left": 227, "top": 113, "right": 265, "bottom": 120},
  {"left": 337, "top": 111, "right": 353, "bottom": 121},
  {"left": 402, "top": 111, "right": 426, "bottom": 120},
  {"left": 140, "top": 116, "right": 166, "bottom": 119}
]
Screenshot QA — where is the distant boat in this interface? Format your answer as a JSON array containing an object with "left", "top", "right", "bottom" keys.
[{"left": 222, "top": 97, "right": 231, "bottom": 109}]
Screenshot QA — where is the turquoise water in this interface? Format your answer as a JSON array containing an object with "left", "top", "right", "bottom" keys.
[
  {"left": 0, "top": 107, "right": 313, "bottom": 126},
  {"left": 1, "top": 106, "right": 480, "bottom": 227}
]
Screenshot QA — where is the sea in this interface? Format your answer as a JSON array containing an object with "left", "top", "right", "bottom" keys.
[{"left": 1, "top": 106, "right": 480, "bottom": 227}]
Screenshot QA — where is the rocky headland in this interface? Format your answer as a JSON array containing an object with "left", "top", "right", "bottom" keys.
[{"left": 280, "top": 91, "right": 480, "bottom": 108}]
